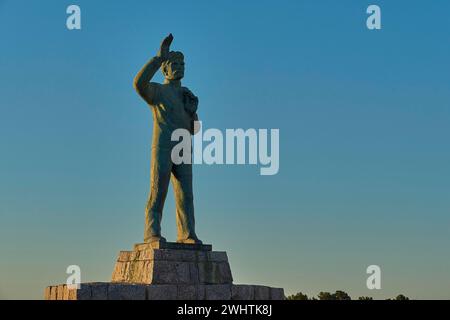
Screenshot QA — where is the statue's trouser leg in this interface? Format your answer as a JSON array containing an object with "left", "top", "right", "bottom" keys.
[
  {"left": 171, "top": 161, "right": 198, "bottom": 242},
  {"left": 144, "top": 148, "right": 172, "bottom": 242}
]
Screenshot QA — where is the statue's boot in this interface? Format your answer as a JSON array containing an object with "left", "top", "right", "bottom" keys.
[
  {"left": 176, "top": 235, "right": 203, "bottom": 244},
  {"left": 145, "top": 235, "right": 167, "bottom": 243}
]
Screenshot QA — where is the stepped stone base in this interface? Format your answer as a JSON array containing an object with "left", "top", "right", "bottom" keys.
[
  {"left": 112, "top": 242, "right": 232, "bottom": 285},
  {"left": 44, "top": 283, "right": 285, "bottom": 300},
  {"left": 45, "top": 241, "right": 285, "bottom": 300}
]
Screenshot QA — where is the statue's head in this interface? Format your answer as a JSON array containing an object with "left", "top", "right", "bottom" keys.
[{"left": 161, "top": 51, "right": 185, "bottom": 81}]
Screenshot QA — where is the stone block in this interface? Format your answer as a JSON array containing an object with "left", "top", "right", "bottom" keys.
[
  {"left": 139, "top": 249, "right": 154, "bottom": 260},
  {"left": 175, "top": 262, "right": 191, "bottom": 284},
  {"left": 44, "top": 287, "right": 51, "bottom": 300},
  {"left": 128, "top": 260, "right": 146, "bottom": 283},
  {"left": 111, "top": 261, "right": 130, "bottom": 282},
  {"left": 177, "top": 285, "right": 198, "bottom": 300},
  {"left": 151, "top": 260, "right": 178, "bottom": 284},
  {"left": 207, "top": 251, "right": 228, "bottom": 262},
  {"left": 231, "top": 285, "right": 255, "bottom": 300},
  {"left": 118, "top": 251, "right": 131, "bottom": 262},
  {"left": 108, "top": 284, "right": 146, "bottom": 300},
  {"left": 146, "top": 285, "right": 177, "bottom": 300},
  {"left": 63, "top": 285, "right": 71, "bottom": 300},
  {"left": 67, "top": 287, "right": 77, "bottom": 300},
  {"left": 198, "top": 285, "right": 206, "bottom": 300},
  {"left": 198, "top": 262, "right": 213, "bottom": 284},
  {"left": 189, "top": 262, "right": 199, "bottom": 283},
  {"left": 130, "top": 250, "right": 140, "bottom": 260},
  {"left": 50, "top": 286, "right": 57, "bottom": 300},
  {"left": 270, "top": 287, "right": 285, "bottom": 300},
  {"left": 56, "top": 285, "right": 65, "bottom": 300},
  {"left": 141, "top": 261, "right": 153, "bottom": 283},
  {"left": 205, "top": 284, "right": 232, "bottom": 300},
  {"left": 195, "top": 250, "right": 208, "bottom": 261},
  {"left": 91, "top": 283, "right": 108, "bottom": 300},
  {"left": 198, "top": 261, "right": 233, "bottom": 284},
  {"left": 152, "top": 249, "right": 191, "bottom": 262},
  {"left": 254, "top": 286, "right": 270, "bottom": 300},
  {"left": 218, "top": 262, "right": 233, "bottom": 283},
  {"left": 76, "top": 283, "right": 92, "bottom": 300}
]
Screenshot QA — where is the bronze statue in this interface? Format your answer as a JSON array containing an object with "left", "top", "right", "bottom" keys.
[{"left": 133, "top": 34, "right": 202, "bottom": 244}]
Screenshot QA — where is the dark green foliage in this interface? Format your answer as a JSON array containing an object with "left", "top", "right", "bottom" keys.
[
  {"left": 317, "top": 291, "right": 335, "bottom": 300},
  {"left": 287, "top": 292, "right": 309, "bottom": 300},
  {"left": 389, "top": 294, "right": 410, "bottom": 300},
  {"left": 317, "top": 291, "right": 351, "bottom": 300},
  {"left": 287, "top": 291, "right": 411, "bottom": 300}
]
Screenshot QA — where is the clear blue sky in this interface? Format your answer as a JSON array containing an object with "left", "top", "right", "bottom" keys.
[{"left": 1, "top": 0, "right": 449, "bottom": 299}]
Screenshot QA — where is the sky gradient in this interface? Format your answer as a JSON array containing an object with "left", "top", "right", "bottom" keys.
[{"left": 1, "top": 0, "right": 449, "bottom": 299}]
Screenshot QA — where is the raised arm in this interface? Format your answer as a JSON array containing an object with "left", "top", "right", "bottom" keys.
[
  {"left": 133, "top": 56, "right": 162, "bottom": 101},
  {"left": 133, "top": 34, "right": 173, "bottom": 103}
]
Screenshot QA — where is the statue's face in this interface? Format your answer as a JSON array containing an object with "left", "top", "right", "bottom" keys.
[{"left": 164, "top": 58, "right": 185, "bottom": 81}]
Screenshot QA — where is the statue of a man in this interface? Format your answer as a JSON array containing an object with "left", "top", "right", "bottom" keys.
[{"left": 133, "top": 34, "right": 202, "bottom": 244}]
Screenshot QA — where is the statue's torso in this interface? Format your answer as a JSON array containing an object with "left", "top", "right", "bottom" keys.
[{"left": 149, "top": 83, "right": 194, "bottom": 150}]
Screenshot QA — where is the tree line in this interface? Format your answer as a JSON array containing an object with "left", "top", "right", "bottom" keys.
[{"left": 287, "top": 291, "right": 410, "bottom": 300}]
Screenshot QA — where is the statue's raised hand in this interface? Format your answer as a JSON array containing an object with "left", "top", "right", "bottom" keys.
[{"left": 157, "top": 33, "right": 173, "bottom": 61}]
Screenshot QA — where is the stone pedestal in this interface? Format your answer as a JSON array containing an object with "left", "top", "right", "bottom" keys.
[
  {"left": 45, "top": 242, "right": 284, "bottom": 300},
  {"left": 111, "top": 241, "right": 232, "bottom": 285},
  {"left": 44, "top": 283, "right": 284, "bottom": 300}
]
